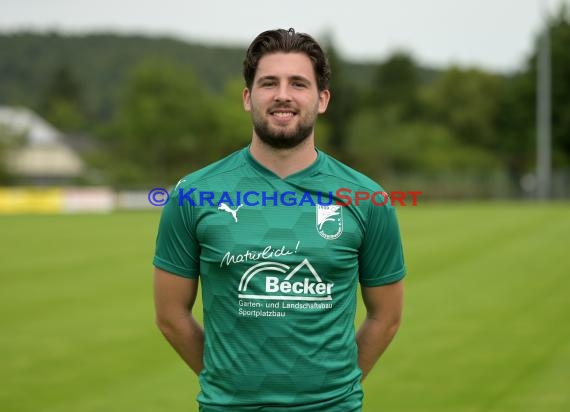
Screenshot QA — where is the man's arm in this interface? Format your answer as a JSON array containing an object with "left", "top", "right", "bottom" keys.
[
  {"left": 154, "top": 267, "right": 204, "bottom": 375},
  {"left": 356, "top": 280, "right": 404, "bottom": 381}
]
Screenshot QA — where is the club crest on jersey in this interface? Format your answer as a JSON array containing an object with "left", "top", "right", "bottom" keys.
[{"left": 316, "top": 205, "right": 343, "bottom": 240}]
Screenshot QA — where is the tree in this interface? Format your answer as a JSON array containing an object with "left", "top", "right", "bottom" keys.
[
  {"left": 211, "top": 78, "right": 253, "bottom": 159},
  {"left": 420, "top": 67, "right": 506, "bottom": 150},
  {"left": 369, "top": 51, "right": 420, "bottom": 119},
  {"left": 496, "top": 3, "right": 570, "bottom": 189},
  {"left": 321, "top": 42, "right": 356, "bottom": 156},
  {"left": 40, "top": 65, "right": 85, "bottom": 131},
  {"left": 109, "top": 58, "right": 217, "bottom": 187},
  {"left": 0, "top": 125, "right": 25, "bottom": 184},
  {"left": 348, "top": 109, "right": 499, "bottom": 176},
  {"left": 548, "top": 5, "right": 570, "bottom": 166}
]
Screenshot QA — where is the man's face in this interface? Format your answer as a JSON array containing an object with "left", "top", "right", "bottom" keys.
[{"left": 243, "top": 52, "right": 330, "bottom": 149}]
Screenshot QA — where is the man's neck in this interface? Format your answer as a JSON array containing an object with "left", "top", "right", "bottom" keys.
[{"left": 249, "top": 135, "right": 317, "bottom": 179}]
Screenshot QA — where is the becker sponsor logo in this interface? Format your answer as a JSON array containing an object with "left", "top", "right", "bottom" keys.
[{"left": 237, "top": 259, "right": 333, "bottom": 301}]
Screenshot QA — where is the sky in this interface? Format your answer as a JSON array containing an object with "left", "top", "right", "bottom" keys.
[{"left": 0, "top": 0, "right": 567, "bottom": 72}]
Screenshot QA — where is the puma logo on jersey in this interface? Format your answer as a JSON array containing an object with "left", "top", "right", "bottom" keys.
[{"left": 218, "top": 203, "right": 243, "bottom": 222}]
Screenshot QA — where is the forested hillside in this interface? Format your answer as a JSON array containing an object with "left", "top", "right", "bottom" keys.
[
  {"left": 0, "top": 32, "right": 247, "bottom": 121},
  {"left": 0, "top": 6, "right": 569, "bottom": 197}
]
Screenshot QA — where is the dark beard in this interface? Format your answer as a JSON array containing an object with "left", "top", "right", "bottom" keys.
[{"left": 253, "top": 120, "right": 314, "bottom": 149}]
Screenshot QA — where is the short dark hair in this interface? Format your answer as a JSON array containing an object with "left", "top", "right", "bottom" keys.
[{"left": 243, "top": 28, "right": 331, "bottom": 92}]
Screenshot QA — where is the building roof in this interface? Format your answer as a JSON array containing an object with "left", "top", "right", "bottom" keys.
[
  {"left": 0, "top": 106, "right": 61, "bottom": 146},
  {"left": 0, "top": 106, "right": 85, "bottom": 177}
]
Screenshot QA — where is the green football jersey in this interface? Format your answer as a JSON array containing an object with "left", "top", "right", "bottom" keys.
[{"left": 153, "top": 147, "right": 406, "bottom": 411}]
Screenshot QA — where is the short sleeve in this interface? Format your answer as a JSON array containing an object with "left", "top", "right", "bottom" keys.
[
  {"left": 153, "top": 188, "right": 200, "bottom": 278},
  {"left": 358, "top": 202, "right": 406, "bottom": 287}
]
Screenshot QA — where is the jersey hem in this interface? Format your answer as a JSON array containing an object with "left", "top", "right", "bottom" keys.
[
  {"left": 153, "top": 256, "right": 198, "bottom": 278},
  {"left": 359, "top": 266, "right": 406, "bottom": 287}
]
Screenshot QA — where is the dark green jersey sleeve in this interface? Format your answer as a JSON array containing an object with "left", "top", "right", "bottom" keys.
[
  {"left": 358, "top": 202, "right": 406, "bottom": 287},
  {"left": 153, "top": 188, "right": 200, "bottom": 278}
]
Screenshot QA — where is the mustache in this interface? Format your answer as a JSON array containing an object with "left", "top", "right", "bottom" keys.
[{"left": 268, "top": 104, "right": 298, "bottom": 112}]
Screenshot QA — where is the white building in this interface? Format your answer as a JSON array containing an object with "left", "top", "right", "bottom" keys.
[{"left": 0, "top": 106, "right": 85, "bottom": 183}]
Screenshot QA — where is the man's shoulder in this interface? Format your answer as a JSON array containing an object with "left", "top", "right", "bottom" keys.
[
  {"left": 173, "top": 148, "right": 247, "bottom": 190},
  {"left": 319, "top": 150, "right": 385, "bottom": 192}
]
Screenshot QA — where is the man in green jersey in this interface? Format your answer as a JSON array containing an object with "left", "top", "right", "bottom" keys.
[{"left": 153, "top": 28, "right": 406, "bottom": 411}]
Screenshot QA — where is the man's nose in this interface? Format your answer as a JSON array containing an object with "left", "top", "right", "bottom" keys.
[{"left": 274, "top": 84, "right": 292, "bottom": 101}]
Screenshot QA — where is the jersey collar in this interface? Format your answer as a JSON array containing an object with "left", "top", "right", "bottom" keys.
[{"left": 243, "top": 146, "right": 324, "bottom": 181}]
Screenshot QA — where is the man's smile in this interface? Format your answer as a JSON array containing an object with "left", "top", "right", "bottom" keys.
[{"left": 269, "top": 107, "right": 298, "bottom": 123}]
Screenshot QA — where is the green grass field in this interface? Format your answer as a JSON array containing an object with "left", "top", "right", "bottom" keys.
[{"left": 1, "top": 202, "right": 569, "bottom": 412}]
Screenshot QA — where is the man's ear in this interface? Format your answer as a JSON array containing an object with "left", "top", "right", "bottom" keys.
[
  {"left": 318, "top": 89, "right": 331, "bottom": 114},
  {"left": 243, "top": 87, "right": 252, "bottom": 112}
]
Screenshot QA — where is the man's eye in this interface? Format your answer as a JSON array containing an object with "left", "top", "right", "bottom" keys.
[
  {"left": 262, "top": 82, "right": 276, "bottom": 87},
  {"left": 293, "top": 82, "right": 307, "bottom": 88}
]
